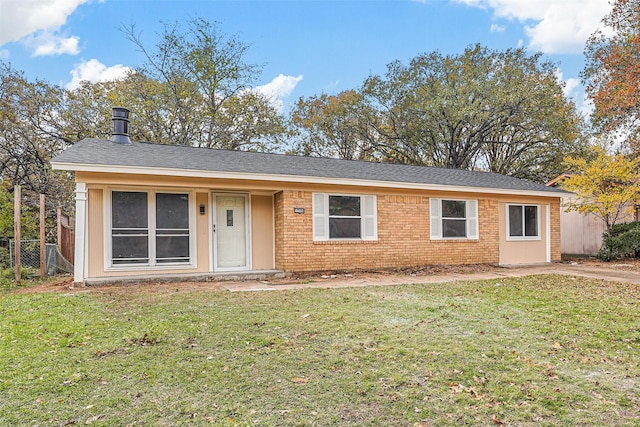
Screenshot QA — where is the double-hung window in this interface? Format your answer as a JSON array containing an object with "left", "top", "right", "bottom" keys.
[
  {"left": 430, "top": 198, "right": 478, "bottom": 239},
  {"left": 313, "top": 193, "right": 377, "bottom": 241},
  {"left": 507, "top": 204, "right": 539, "bottom": 239},
  {"left": 110, "top": 190, "right": 192, "bottom": 267}
]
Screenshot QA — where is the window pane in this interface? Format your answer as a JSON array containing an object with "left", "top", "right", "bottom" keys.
[
  {"left": 112, "top": 235, "right": 148, "bottom": 262},
  {"left": 156, "top": 193, "right": 189, "bottom": 263},
  {"left": 442, "top": 219, "right": 466, "bottom": 238},
  {"left": 112, "top": 191, "right": 147, "bottom": 229},
  {"left": 156, "top": 235, "right": 190, "bottom": 262},
  {"left": 329, "top": 218, "right": 361, "bottom": 238},
  {"left": 442, "top": 200, "right": 466, "bottom": 218},
  {"left": 156, "top": 193, "right": 189, "bottom": 229},
  {"left": 509, "top": 205, "right": 523, "bottom": 237},
  {"left": 524, "top": 206, "right": 538, "bottom": 236},
  {"left": 329, "top": 196, "right": 360, "bottom": 216}
]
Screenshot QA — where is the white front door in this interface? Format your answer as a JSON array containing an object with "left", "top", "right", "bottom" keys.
[{"left": 213, "top": 194, "right": 249, "bottom": 270}]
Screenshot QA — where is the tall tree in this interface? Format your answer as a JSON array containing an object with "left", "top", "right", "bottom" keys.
[
  {"left": 361, "top": 45, "right": 585, "bottom": 181},
  {"left": 562, "top": 146, "right": 640, "bottom": 233},
  {"left": 0, "top": 62, "right": 66, "bottom": 193},
  {"left": 122, "top": 19, "right": 286, "bottom": 150},
  {"left": 290, "top": 90, "right": 375, "bottom": 160},
  {"left": 583, "top": 0, "right": 640, "bottom": 152}
]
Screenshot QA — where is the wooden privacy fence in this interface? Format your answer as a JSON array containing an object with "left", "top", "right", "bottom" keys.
[{"left": 57, "top": 209, "right": 74, "bottom": 265}]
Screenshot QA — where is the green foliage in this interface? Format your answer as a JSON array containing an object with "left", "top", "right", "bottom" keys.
[
  {"left": 357, "top": 44, "right": 585, "bottom": 182},
  {"left": 563, "top": 146, "right": 640, "bottom": 233},
  {"left": 0, "top": 267, "right": 40, "bottom": 291},
  {"left": 0, "top": 247, "right": 9, "bottom": 270},
  {"left": 0, "top": 62, "right": 68, "bottom": 193},
  {"left": 287, "top": 45, "right": 586, "bottom": 182},
  {"left": 0, "top": 185, "right": 40, "bottom": 240},
  {"left": 290, "top": 90, "right": 374, "bottom": 160},
  {"left": 120, "top": 19, "right": 286, "bottom": 150},
  {"left": 598, "top": 221, "right": 640, "bottom": 261}
]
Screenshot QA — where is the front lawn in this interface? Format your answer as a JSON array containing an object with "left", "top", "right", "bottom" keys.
[{"left": 0, "top": 275, "right": 638, "bottom": 426}]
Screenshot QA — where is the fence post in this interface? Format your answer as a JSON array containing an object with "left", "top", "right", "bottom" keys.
[
  {"left": 57, "top": 208, "right": 62, "bottom": 253},
  {"left": 14, "top": 185, "right": 21, "bottom": 284},
  {"left": 40, "top": 194, "right": 45, "bottom": 277}
]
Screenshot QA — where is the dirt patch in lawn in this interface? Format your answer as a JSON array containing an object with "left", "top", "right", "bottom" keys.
[
  {"left": 10, "top": 257, "right": 640, "bottom": 295},
  {"left": 565, "top": 256, "right": 640, "bottom": 271}
]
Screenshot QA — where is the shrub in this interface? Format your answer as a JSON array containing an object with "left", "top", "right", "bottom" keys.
[
  {"left": 598, "top": 221, "right": 640, "bottom": 261},
  {"left": 0, "top": 246, "right": 9, "bottom": 270},
  {"left": 0, "top": 267, "right": 38, "bottom": 280}
]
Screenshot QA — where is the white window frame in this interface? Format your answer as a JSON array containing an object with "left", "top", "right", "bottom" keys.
[
  {"left": 430, "top": 198, "right": 478, "bottom": 240},
  {"left": 506, "top": 204, "right": 541, "bottom": 241},
  {"left": 104, "top": 188, "right": 197, "bottom": 270},
  {"left": 312, "top": 193, "right": 377, "bottom": 241}
]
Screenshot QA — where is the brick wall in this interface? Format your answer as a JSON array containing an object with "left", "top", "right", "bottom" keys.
[{"left": 274, "top": 190, "right": 501, "bottom": 272}]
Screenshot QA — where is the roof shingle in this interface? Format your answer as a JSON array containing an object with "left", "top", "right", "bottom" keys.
[{"left": 52, "top": 138, "right": 565, "bottom": 194}]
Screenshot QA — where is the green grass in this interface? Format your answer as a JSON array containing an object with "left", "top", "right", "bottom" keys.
[
  {"left": 0, "top": 275, "right": 638, "bottom": 426},
  {"left": 0, "top": 268, "right": 51, "bottom": 292}
]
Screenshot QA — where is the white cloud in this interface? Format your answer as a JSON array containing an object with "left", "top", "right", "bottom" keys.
[
  {"left": 254, "top": 74, "right": 303, "bottom": 112},
  {"left": 555, "top": 69, "right": 592, "bottom": 119},
  {"left": 563, "top": 77, "right": 580, "bottom": 99},
  {"left": 490, "top": 23, "right": 505, "bottom": 33},
  {"left": 24, "top": 31, "right": 80, "bottom": 56},
  {"left": 0, "top": 0, "right": 89, "bottom": 55},
  {"left": 453, "top": 0, "right": 612, "bottom": 54},
  {"left": 66, "top": 58, "right": 131, "bottom": 90}
]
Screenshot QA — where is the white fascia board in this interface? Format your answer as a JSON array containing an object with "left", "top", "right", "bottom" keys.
[{"left": 51, "top": 161, "right": 565, "bottom": 199}]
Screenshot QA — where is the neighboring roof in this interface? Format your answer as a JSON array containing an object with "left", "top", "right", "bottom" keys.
[
  {"left": 546, "top": 173, "right": 574, "bottom": 188},
  {"left": 51, "top": 138, "right": 567, "bottom": 197}
]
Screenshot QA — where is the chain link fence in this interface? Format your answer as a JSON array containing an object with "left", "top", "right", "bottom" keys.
[{"left": 9, "top": 239, "right": 73, "bottom": 275}]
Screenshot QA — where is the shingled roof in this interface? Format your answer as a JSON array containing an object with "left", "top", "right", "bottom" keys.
[{"left": 52, "top": 138, "right": 566, "bottom": 195}]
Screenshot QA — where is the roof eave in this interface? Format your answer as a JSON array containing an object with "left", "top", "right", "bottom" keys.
[{"left": 51, "top": 161, "right": 565, "bottom": 198}]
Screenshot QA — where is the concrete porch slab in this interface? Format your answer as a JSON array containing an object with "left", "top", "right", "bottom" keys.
[{"left": 81, "top": 270, "right": 286, "bottom": 286}]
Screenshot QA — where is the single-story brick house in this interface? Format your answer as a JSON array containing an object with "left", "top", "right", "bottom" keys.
[{"left": 51, "top": 109, "right": 566, "bottom": 284}]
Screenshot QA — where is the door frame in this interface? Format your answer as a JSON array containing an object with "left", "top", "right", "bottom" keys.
[{"left": 210, "top": 192, "right": 251, "bottom": 272}]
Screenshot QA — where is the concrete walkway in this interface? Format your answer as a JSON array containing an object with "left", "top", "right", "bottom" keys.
[{"left": 219, "top": 263, "right": 640, "bottom": 292}]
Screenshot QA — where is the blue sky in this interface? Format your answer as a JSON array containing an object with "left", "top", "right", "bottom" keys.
[{"left": 0, "top": 0, "right": 612, "bottom": 114}]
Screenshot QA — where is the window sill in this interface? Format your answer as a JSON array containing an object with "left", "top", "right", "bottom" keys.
[
  {"left": 430, "top": 238, "right": 479, "bottom": 242},
  {"left": 313, "top": 239, "right": 378, "bottom": 245},
  {"left": 506, "top": 237, "right": 541, "bottom": 242},
  {"left": 106, "top": 263, "right": 197, "bottom": 272}
]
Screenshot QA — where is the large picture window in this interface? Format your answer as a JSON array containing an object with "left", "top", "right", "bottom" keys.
[
  {"left": 313, "top": 193, "right": 377, "bottom": 241},
  {"left": 112, "top": 191, "right": 149, "bottom": 264},
  {"left": 508, "top": 205, "right": 539, "bottom": 239},
  {"left": 110, "top": 190, "right": 192, "bottom": 267},
  {"left": 430, "top": 198, "right": 478, "bottom": 240},
  {"left": 155, "top": 193, "right": 190, "bottom": 263}
]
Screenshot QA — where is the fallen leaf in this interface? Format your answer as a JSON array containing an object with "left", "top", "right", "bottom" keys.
[
  {"left": 491, "top": 414, "right": 504, "bottom": 425},
  {"left": 552, "top": 342, "right": 562, "bottom": 350},
  {"left": 291, "top": 377, "right": 309, "bottom": 383}
]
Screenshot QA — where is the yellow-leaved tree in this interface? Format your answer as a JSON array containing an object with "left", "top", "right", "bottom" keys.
[{"left": 562, "top": 147, "right": 640, "bottom": 234}]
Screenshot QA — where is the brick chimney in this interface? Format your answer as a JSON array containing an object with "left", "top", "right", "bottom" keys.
[{"left": 111, "top": 107, "right": 131, "bottom": 144}]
